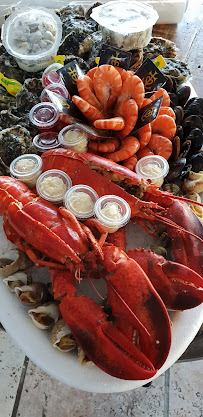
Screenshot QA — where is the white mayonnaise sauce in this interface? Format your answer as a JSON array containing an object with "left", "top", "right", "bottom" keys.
[
  {"left": 68, "top": 191, "right": 94, "bottom": 215},
  {"left": 39, "top": 176, "right": 67, "bottom": 198},
  {"left": 63, "top": 129, "right": 88, "bottom": 153},
  {"left": 15, "top": 158, "right": 36, "bottom": 173}
]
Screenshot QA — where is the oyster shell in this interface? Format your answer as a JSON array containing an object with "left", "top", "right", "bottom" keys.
[
  {"left": 28, "top": 302, "right": 61, "bottom": 330},
  {"left": 143, "top": 37, "right": 179, "bottom": 61},
  {"left": 0, "top": 125, "right": 36, "bottom": 168},
  {"left": 51, "top": 318, "right": 76, "bottom": 352},
  {"left": 0, "top": 85, "right": 16, "bottom": 111},
  {"left": 3, "top": 271, "right": 31, "bottom": 291},
  {"left": 160, "top": 58, "right": 191, "bottom": 85},
  {"left": 16, "top": 78, "right": 42, "bottom": 113},
  {"left": 0, "top": 249, "right": 30, "bottom": 277}
]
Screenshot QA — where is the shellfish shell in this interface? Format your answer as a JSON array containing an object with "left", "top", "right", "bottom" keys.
[
  {"left": 0, "top": 249, "right": 30, "bottom": 277},
  {"left": 51, "top": 318, "right": 76, "bottom": 352},
  {"left": 3, "top": 271, "right": 31, "bottom": 291},
  {"left": 14, "top": 282, "right": 48, "bottom": 307},
  {"left": 28, "top": 302, "right": 61, "bottom": 330}
]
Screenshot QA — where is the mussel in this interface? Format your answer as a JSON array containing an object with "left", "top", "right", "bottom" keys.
[{"left": 188, "top": 151, "right": 203, "bottom": 173}]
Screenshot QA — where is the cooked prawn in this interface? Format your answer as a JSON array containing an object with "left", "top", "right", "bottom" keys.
[
  {"left": 116, "top": 75, "right": 145, "bottom": 109},
  {"left": 150, "top": 88, "right": 170, "bottom": 107},
  {"left": 86, "top": 67, "right": 98, "bottom": 80},
  {"left": 116, "top": 67, "right": 134, "bottom": 83},
  {"left": 115, "top": 99, "right": 138, "bottom": 140},
  {"left": 93, "top": 64, "right": 122, "bottom": 111},
  {"left": 106, "top": 135, "right": 140, "bottom": 162},
  {"left": 151, "top": 114, "right": 176, "bottom": 140},
  {"left": 123, "top": 155, "right": 138, "bottom": 171},
  {"left": 158, "top": 106, "right": 175, "bottom": 119},
  {"left": 148, "top": 133, "right": 173, "bottom": 160},
  {"left": 72, "top": 95, "right": 105, "bottom": 122},
  {"left": 93, "top": 117, "right": 125, "bottom": 131},
  {"left": 141, "top": 98, "right": 152, "bottom": 108},
  {"left": 88, "top": 138, "right": 120, "bottom": 153},
  {"left": 136, "top": 123, "right": 152, "bottom": 150},
  {"left": 137, "top": 147, "right": 154, "bottom": 159},
  {"left": 77, "top": 75, "right": 103, "bottom": 111}
]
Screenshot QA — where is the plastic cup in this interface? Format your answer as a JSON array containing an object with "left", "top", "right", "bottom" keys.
[
  {"left": 10, "top": 154, "right": 43, "bottom": 188},
  {"left": 58, "top": 125, "right": 88, "bottom": 153},
  {"left": 42, "top": 63, "right": 64, "bottom": 87},
  {"left": 135, "top": 155, "right": 169, "bottom": 187},
  {"left": 64, "top": 185, "right": 99, "bottom": 220},
  {"left": 29, "top": 103, "right": 59, "bottom": 131},
  {"left": 40, "top": 83, "right": 70, "bottom": 103},
  {"left": 36, "top": 169, "right": 72, "bottom": 204},
  {"left": 94, "top": 195, "right": 131, "bottom": 233},
  {"left": 32, "top": 131, "right": 61, "bottom": 153}
]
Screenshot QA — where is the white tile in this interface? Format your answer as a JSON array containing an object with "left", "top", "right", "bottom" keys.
[
  {"left": 169, "top": 360, "right": 203, "bottom": 417},
  {"left": 0, "top": 329, "right": 25, "bottom": 417},
  {"left": 17, "top": 361, "right": 165, "bottom": 417}
]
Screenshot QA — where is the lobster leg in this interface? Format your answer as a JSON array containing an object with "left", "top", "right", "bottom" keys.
[{"left": 128, "top": 249, "right": 203, "bottom": 310}]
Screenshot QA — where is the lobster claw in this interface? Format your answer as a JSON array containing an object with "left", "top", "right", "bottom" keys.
[{"left": 128, "top": 248, "right": 203, "bottom": 310}]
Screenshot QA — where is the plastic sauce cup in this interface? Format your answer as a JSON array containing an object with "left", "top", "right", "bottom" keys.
[
  {"left": 42, "top": 63, "right": 64, "bottom": 87},
  {"left": 40, "top": 83, "right": 70, "bottom": 103},
  {"left": 94, "top": 195, "right": 131, "bottom": 233},
  {"left": 10, "top": 154, "right": 43, "bottom": 188},
  {"left": 64, "top": 185, "right": 99, "bottom": 220},
  {"left": 58, "top": 125, "right": 89, "bottom": 153},
  {"left": 36, "top": 169, "right": 72, "bottom": 204},
  {"left": 135, "top": 155, "right": 169, "bottom": 187},
  {"left": 32, "top": 131, "right": 61, "bottom": 153},
  {"left": 29, "top": 103, "right": 59, "bottom": 132}
]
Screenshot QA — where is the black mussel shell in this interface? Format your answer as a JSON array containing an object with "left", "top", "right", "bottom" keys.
[
  {"left": 169, "top": 92, "right": 178, "bottom": 108},
  {"left": 180, "top": 140, "right": 191, "bottom": 158},
  {"left": 174, "top": 106, "right": 184, "bottom": 125},
  {"left": 176, "top": 125, "right": 184, "bottom": 141},
  {"left": 179, "top": 164, "right": 192, "bottom": 180},
  {"left": 188, "top": 151, "right": 203, "bottom": 172},
  {"left": 166, "top": 158, "right": 186, "bottom": 182},
  {"left": 177, "top": 85, "right": 191, "bottom": 108},
  {"left": 182, "top": 115, "right": 203, "bottom": 137},
  {"left": 184, "top": 98, "right": 203, "bottom": 118},
  {"left": 186, "top": 128, "right": 203, "bottom": 155},
  {"left": 170, "top": 135, "right": 180, "bottom": 161},
  {"left": 163, "top": 75, "right": 174, "bottom": 92}
]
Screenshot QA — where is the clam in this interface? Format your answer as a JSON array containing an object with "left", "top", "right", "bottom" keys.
[
  {"left": 28, "top": 302, "right": 61, "bottom": 330},
  {"left": 0, "top": 249, "right": 30, "bottom": 277},
  {"left": 51, "top": 318, "right": 76, "bottom": 352},
  {"left": 14, "top": 282, "right": 48, "bottom": 307},
  {"left": 182, "top": 171, "right": 203, "bottom": 194},
  {"left": 3, "top": 271, "right": 31, "bottom": 291}
]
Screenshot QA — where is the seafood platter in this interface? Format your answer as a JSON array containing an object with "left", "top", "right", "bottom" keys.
[{"left": 0, "top": 1, "right": 203, "bottom": 393}]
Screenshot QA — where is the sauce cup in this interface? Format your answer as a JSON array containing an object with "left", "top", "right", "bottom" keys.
[
  {"left": 64, "top": 185, "right": 99, "bottom": 220},
  {"left": 10, "top": 154, "right": 43, "bottom": 188},
  {"left": 94, "top": 195, "right": 131, "bottom": 233},
  {"left": 36, "top": 169, "right": 72, "bottom": 204}
]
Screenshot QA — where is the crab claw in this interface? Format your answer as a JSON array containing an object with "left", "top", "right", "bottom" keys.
[{"left": 128, "top": 248, "right": 203, "bottom": 310}]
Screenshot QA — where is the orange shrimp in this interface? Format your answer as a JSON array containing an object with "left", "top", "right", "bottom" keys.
[
  {"left": 151, "top": 114, "right": 176, "bottom": 140},
  {"left": 148, "top": 134, "right": 173, "bottom": 160},
  {"left": 93, "top": 65, "right": 122, "bottom": 111},
  {"left": 116, "top": 75, "right": 145, "bottom": 109},
  {"left": 106, "top": 135, "right": 140, "bottom": 162},
  {"left": 136, "top": 123, "right": 152, "bottom": 150},
  {"left": 88, "top": 138, "right": 120, "bottom": 153},
  {"left": 77, "top": 75, "right": 103, "bottom": 111},
  {"left": 123, "top": 155, "right": 138, "bottom": 171},
  {"left": 116, "top": 67, "right": 133, "bottom": 83},
  {"left": 86, "top": 67, "right": 98, "bottom": 80},
  {"left": 137, "top": 147, "right": 154, "bottom": 159},
  {"left": 158, "top": 106, "right": 175, "bottom": 119},
  {"left": 93, "top": 117, "right": 125, "bottom": 131},
  {"left": 116, "top": 99, "right": 138, "bottom": 140},
  {"left": 72, "top": 95, "right": 105, "bottom": 122},
  {"left": 150, "top": 88, "right": 170, "bottom": 107},
  {"left": 141, "top": 98, "right": 152, "bottom": 108}
]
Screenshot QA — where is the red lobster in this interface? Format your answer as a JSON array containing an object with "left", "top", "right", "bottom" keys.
[{"left": 0, "top": 151, "right": 203, "bottom": 380}]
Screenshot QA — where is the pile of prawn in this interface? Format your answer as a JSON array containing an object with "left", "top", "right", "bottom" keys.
[{"left": 72, "top": 64, "right": 177, "bottom": 171}]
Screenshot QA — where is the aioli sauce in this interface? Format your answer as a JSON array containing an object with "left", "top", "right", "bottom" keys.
[
  {"left": 140, "top": 163, "right": 164, "bottom": 187},
  {"left": 63, "top": 129, "right": 88, "bottom": 152},
  {"left": 39, "top": 176, "right": 67, "bottom": 198},
  {"left": 68, "top": 191, "right": 94, "bottom": 215},
  {"left": 15, "top": 158, "right": 36, "bottom": 173},
  {"left": 100, "top": 202, "right": 122, "bottom": 233}
]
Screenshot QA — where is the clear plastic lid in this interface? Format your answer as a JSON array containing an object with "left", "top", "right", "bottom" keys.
[
  {"left": 2, "top": 7, "right": 62, "bottom": 60},
  {"left": 59, "top": 125, "right": 88, "bottom": 146},
  {"left": 94, "top": 195, "right": 131, "bottom": 233},
  {"left": 36, "top": 169, "right": 72, "bottom": 204},
  {"left": 41, "top": 83, "right": 70, "bottom": 103},
  {"left": 64, "top": 185, "right": 99, "bottom": 220},
  {"left": 33, "top": 131, "right": 61, "bottom": 153},
  {"left": 29, "top": 103, "right": 59, "bottom": 129},
  {"left": 42, "top": 63, "right": 64, "bottom": 87},
  {"left": 136, "top": 155, "right": 169, "bottom": 186},
  {"left": 10, "top": 154, "right": 43, "bottom": 180}
]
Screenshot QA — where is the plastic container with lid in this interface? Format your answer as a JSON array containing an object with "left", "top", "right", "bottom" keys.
[
  {"left": 32, "top": 131, "right": 61, "bottom": 153},
  {"left": 29, "top": 103, "right": 59, "bottom": 131},
  {"left": 136, "top": 155, "right": 169, "bottom": 187},
  {"left": 94, "top": 195, "right": 131, "bottom": 233},
  {"left": 42, "top": 63, "right": 64, "bottom": 87},
  {"left": 36, "top": 169, "right": 72, "bottom": 204},
  {"left": 90, "top": 1, "right": 159, "bottom": 50},
  {"left": 59, "top": 125, "right": 89, "bottom": 153},
  {"left": 1, "top": 7, "right": 62, "bottom": 72},
  {"left": 64, "top": 185, "right": 99, "bottom": 220},
  {"left": 41, "top": 83, "right": 70, "bottom": 103},
  {"left": 10, "top": 154, "right": 43, "bottom": 188}
]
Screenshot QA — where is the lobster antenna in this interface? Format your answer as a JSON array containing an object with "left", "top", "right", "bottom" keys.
[
  {"left": 155, "top": 214, "right": 203, "bottom": 244},
  {"left": 169, "top": 194, "right": 203, "bottom": 208},
  {"left": 87, "top": 276, "right": 105, "bottom": 301}
]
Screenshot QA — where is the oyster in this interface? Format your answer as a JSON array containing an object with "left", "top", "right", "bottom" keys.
[
  {"left": 0, "top": 125, "right": 36, "bottom": 169},
  {"left": 51, "top": 318, "right": 76, "bottom": 352},
  {"left": 0, "top": 249, "right": 30, "bottom": 277},
  {"left": 143, "top": 37, "right": 179, "bottom": 61},
  {"left": 28, "top": 302, "right": 61, "bottom": 330},
  {"left": 0, "top": 85, "right": 16, "bottom": 111},
  {"left": 160, "top": 58, "right": 191, "bottom": 85},
  {"left": 0, "top": 110, "right": 21, "bottom": 129},
  {"left": 3, "top": 271, "right": 31, "bottom": 291},
  {"left": 16, "top": 78, "right": 42, "bottom": 113}
]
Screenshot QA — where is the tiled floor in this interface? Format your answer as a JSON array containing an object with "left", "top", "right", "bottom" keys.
[{"left": 0, "top": 328, "right": 202, "bottom": 417}]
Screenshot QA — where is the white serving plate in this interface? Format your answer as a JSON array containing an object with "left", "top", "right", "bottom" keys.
[{"left": 0, "top": 212, "right": 202, "bottom": 393}]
